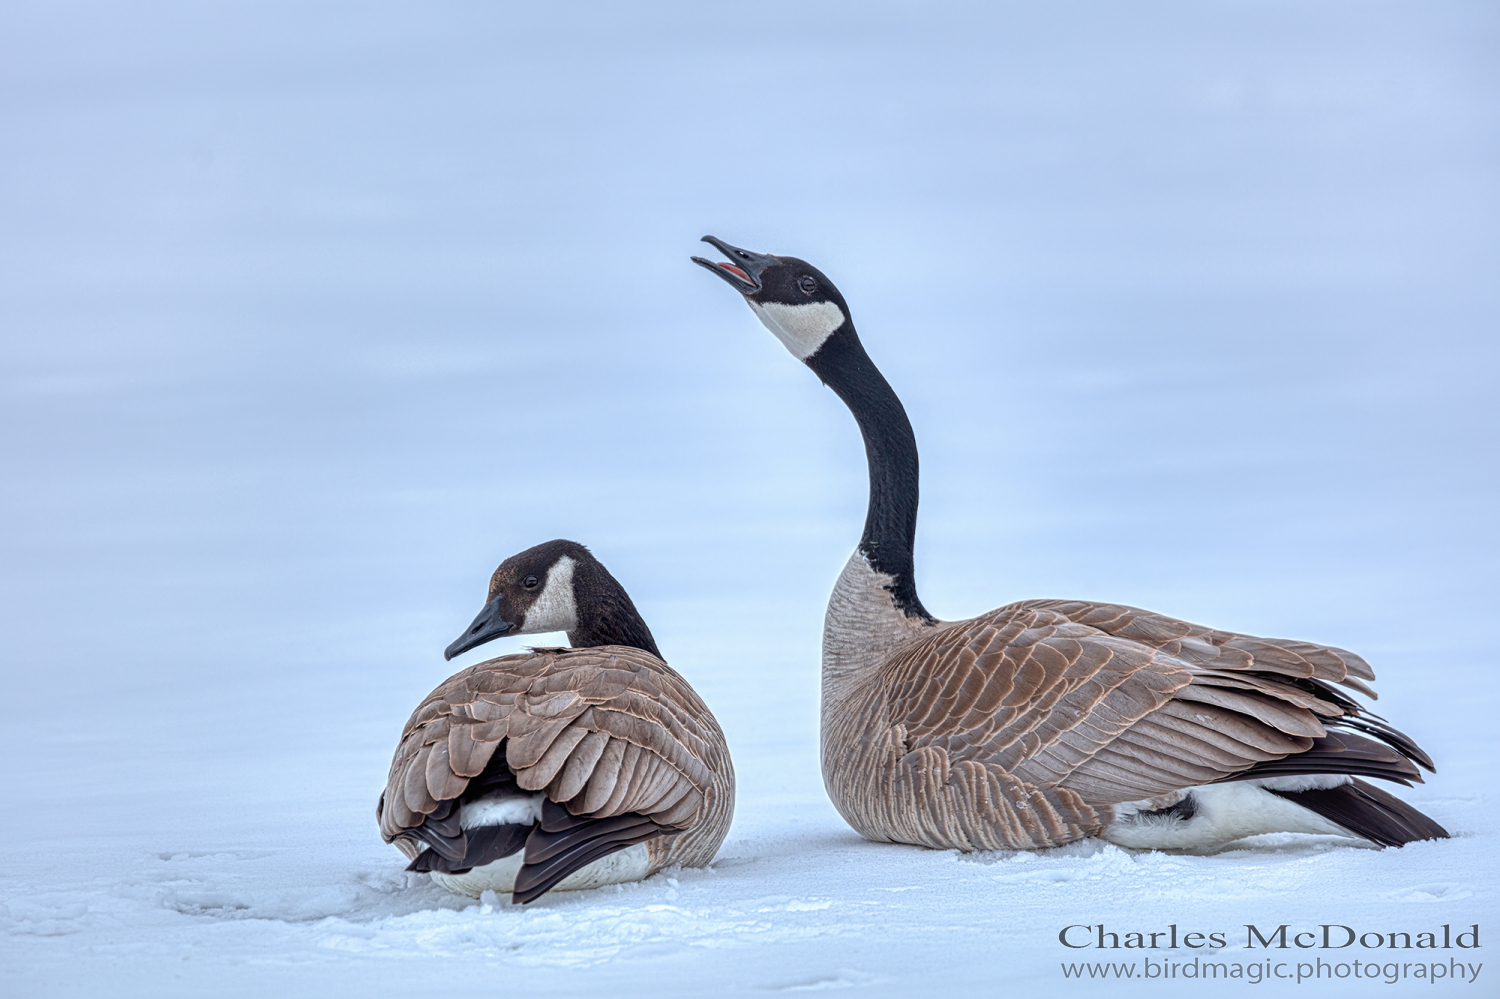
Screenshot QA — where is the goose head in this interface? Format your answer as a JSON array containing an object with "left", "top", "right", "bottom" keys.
[
  {"left": 692, "top": 235, "right": 852, "bottom": 362},
  {"left": 444, "top": 540, "right": 587, "bottom": 660},
  {"left": 444, "top": 539, "right": 661, "bottom": 661}
]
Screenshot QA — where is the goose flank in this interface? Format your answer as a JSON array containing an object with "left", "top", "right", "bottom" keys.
[
  {"left": 378, "top": 540, "right": 735, "bottom": 903},
  {"left": 693, "top": 236, "right": 1446, "bottom": 854}
]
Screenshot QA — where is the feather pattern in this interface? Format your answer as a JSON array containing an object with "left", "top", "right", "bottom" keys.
[
  {"left": 822, "top": 594, "right": 1440, "bottom": 851},
  {"left": 378, "top": 645, "right": 734, "bottom": 899}
]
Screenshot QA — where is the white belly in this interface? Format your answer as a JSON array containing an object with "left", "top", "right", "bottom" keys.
[
  {"left": 429, "top": 841, "right": 653, "bottom": 898},
  {"left": 1102, "top": 781, "right": 1351, "bottom": 851}
]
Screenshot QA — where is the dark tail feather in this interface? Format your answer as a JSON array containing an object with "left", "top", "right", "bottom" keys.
[
  {"left": 511, "top": 798, "right": 670, "bottom": 905},
  {"left": 402, "top": 745, "right": 675, "bottom": 902},
  {"left": 407, "top": 821, "right": 530, "bottom": 874},
  {"left": 1331, "top": 714, "right": 1436, "bottom": 772},
  {"left": 404, "top": 746, "right": 531, "bottom": 873},
  {"left": 1229, "top": 731, "right": 1424, "bottom": 786},
  {"left": 1268, "top": 777, "right": 1449, "bottom": 848}
]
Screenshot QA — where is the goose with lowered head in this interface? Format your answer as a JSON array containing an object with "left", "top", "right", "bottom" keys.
[
  {"left": 693, "top": 236, "right": 1446, "bottom": 854},
  {"left": 378, "top": 539, "right": 734, "bottom": 903}
]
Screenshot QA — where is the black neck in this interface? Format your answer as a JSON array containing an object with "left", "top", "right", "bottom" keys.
[
  {"left": 806, "top": 324, "right": 932, "bottom": 621},
  {"left": 566, "top": 560, "right": 663, "bottom": 659}
]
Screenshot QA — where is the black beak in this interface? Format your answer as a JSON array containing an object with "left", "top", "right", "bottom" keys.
[
  {"left": 444, "top": 596, "right": 513, "bottom": 661},
  {"left": 691, "top": 235, "right": 779, "bottom": 295}
]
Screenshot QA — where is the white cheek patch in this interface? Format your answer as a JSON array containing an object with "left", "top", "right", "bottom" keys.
[
  {"left": 521, "top": 555, "right": 578, "bottom": 635},
  {"left": 749, "top": 299, "right": 847, "bottom": 360}
]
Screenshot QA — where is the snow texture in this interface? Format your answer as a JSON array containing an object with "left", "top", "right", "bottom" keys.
[{"left": 1, "top": 1, "right": 1495, "bottom": 996}]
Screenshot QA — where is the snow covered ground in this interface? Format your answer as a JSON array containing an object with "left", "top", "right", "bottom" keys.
[{"left": 2, "top": 2, "right": 1496, "bottom": 995}]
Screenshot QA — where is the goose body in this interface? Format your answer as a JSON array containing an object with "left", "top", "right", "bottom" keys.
[
  {"left": 694, "top": 237, "right": 1446, "bottom": 853},
  {"left": 378, "top": 540, "right": 734, "bottom": 903}
]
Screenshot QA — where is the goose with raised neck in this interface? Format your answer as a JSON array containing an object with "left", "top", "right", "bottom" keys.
[{"left": 695, "top": 236, "right": 1447, "bottom": 854}]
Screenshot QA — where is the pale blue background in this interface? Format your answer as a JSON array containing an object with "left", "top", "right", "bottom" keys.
[{"left": 2, "top": 2, "right": 1495, "bottom": 994}]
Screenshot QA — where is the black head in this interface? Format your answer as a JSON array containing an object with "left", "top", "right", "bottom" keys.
[
  {"left": 692, "top": 235, "right": 852, "bottom": 361},
  {"left": 444, "top": 539, "right": 661, "bottom": 661}
]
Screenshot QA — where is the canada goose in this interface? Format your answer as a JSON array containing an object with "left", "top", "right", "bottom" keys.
[
  {"left": 693, "top": 236, "right": 1447, "bottom": 853},
  {"left": 377, "top": 540, "right": 735, "bottom": 903}
]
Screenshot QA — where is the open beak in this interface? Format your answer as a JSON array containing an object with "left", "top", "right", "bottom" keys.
[
  {"left": 691, "top": 235, "right": 780, "bottom": 295},
  {"left": 444, "top": 596, "right": 513, "bottom": 661}
]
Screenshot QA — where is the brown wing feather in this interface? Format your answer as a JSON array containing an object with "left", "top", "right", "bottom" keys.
[
  {"left": 873, "top": 600, "right": 1423, "bottom": 812},
  {"left": 1025, "top": 599, "right": 1376, "bottom": 683},
  {"left": 378, "top": 646, "right": 729, "bottom": 850}
]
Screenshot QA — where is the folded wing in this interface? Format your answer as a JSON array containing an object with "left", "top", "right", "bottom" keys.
[
  {"left": 881, "top": 600, "right": 1432, "bottom": 805},
  {"left": 377, "top": 646, "right": 723, "bottom": 901}
]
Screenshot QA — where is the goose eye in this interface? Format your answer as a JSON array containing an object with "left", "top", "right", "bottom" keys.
[
  {"left": 522, "top": 575, "right": 539, "bottom": 589},
  {"left": 798, "top": 275, "right": 818, "bottom": 295}
]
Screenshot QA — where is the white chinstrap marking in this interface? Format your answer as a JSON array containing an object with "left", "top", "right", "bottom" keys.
[
  {"left": 749, "top": 299, "right": 847, "bottom": 360},
  {"left": 1103, "top": 783, "right": 1353, "bottom": 850},
  {"left": 521, "top": 555, "right": 578, "bottom": 635},
  {"left": 460, "top": 794, "right": 543, "bottom": 830}
]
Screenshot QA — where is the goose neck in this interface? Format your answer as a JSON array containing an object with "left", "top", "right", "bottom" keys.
[
  {"left": 807, "top": 326, "right": 930, "bottom": 622},
  {"left": 566, "top": 563, "right": 663, "bottom": 658}
]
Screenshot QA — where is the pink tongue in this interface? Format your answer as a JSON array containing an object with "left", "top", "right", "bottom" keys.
[{"left": 720, "top": 263, "right": 750, "bottom": 281}]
